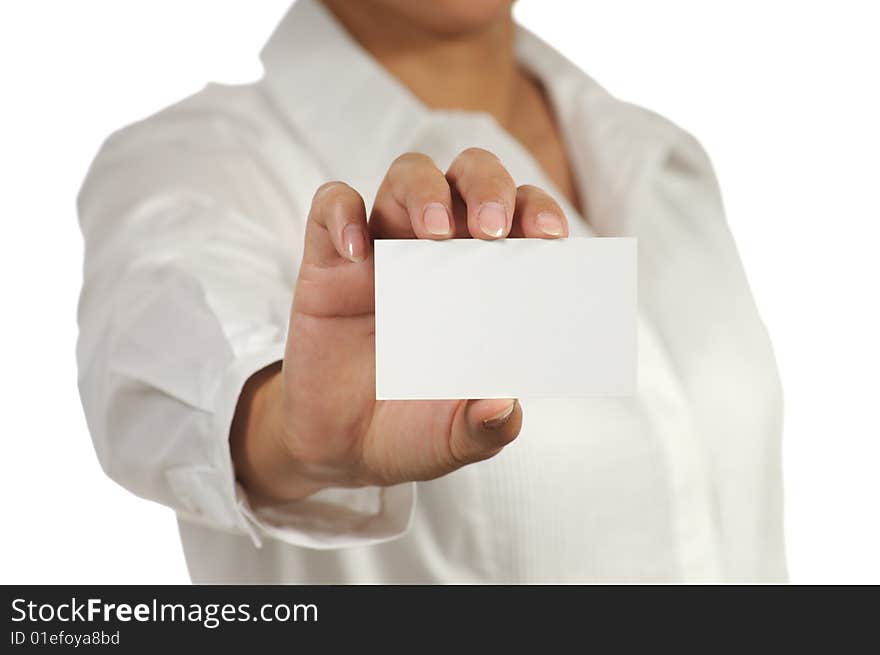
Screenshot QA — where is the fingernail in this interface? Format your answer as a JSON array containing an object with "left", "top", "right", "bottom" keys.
[
  {"left": 424, "top": 203, "right": 452, "bottom": 236},
  {"left": 478, "top": 202, "right": 507, "bottom": 238},
  {"left": 342, "top": 224, "right": 367, "bottom": 262},
  {"left": 482, "top": 400, "right": 516, "bottom": 430},
  {"left": 536, "top": 212, "right": 564, "bottom": 237}
]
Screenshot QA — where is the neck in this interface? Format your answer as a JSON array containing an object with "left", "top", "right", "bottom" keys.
[{"left": 322, "top": 1, "right": 521, "bottom": 128}]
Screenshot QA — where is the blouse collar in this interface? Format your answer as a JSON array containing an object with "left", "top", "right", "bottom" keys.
[{"left": 259, "top": 0, "right": 667, "bottom": 237}]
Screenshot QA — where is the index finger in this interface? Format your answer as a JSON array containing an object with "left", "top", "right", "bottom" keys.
[{"left": 369, "top": 152, "right": 455, "bottom": 240}]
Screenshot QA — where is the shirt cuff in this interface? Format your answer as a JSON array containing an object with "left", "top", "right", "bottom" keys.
[{"left": 170, "top": 343, "right": 417, "bottom": 550}]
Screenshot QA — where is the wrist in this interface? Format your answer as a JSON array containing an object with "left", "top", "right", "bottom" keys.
[{"left": 230, "top": 363, "right": 328, "bottom": 505}]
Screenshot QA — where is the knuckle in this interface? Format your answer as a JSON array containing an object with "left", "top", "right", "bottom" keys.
[
  {"left": 517, "top": 183, "right": 546, "bottom": 196},
  {"left": 486, "top": 169, "right": 516, "bottom": 189},
  {"left": 312, "top": 180, "right": 354, "bottom": 207},
  {"left": 450, "top": 149, "right": 512, "bottom": 193},
  {"left": 516, "top": 184, "right": 562, "bottom": 214},
  {"left": 459, "top": 146, "right": 500, "bottom": 162},
  {"left": 446, "top": 438, "right": 470, "bottom": 469},
  {"left": 410, "top": 171, "right": 448, "bottom": 195},
  {"left": 466, "top": 174, "right": 515, "bottom": 203},
  {"left": 388, "top": 154, "right": 447, "bottom": 201},
  {"left": 391, "top": 151, "right": 434, "bottom": 170}
]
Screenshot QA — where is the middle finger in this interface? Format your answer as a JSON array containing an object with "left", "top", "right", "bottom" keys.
[{"left": 446, "top": 147, "right": 517, "bottom": 240}]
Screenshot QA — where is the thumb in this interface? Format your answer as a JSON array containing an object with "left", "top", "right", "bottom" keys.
[{"left": 447, "top": 399, "right": 522, "bottom": 467}]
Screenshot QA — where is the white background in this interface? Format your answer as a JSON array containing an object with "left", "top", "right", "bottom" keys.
[{"left": 0, "top": 1, "right": 877, "bottom": 584}]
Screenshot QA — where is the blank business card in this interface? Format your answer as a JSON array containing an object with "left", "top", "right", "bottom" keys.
[{"left": 374, "top": 237, "right": 637, "bottom": 400}]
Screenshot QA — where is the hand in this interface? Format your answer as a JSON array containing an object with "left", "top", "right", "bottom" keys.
[{"left": 231, "top": 148, "right": 569, "bottom": 502}]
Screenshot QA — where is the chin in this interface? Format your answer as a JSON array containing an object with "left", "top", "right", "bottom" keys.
[{"left": 374, "top": 0, "right": 514, "bottom": 35}]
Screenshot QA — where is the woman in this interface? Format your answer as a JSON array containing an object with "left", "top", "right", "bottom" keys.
[{"left": 77, "top": 0, "right": 785, "bottom": 582}]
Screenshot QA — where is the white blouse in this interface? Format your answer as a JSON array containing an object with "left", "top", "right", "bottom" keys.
[{"left": 76, "top": 0, "right": 786, "bottom": 583}]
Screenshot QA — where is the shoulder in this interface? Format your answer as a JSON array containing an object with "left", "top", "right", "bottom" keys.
[
  {"left": 569, "top": 79, "right": 723, "bottom": 235},
  {"left": 90, "top": 82, "right": 285, "bottom": 164},
  {"left": 78, "top": 81, "right": 321, "bottom": 220},
  {"left": 584, "top": 83, "right": 716, "bottom": 185},
  {"left": 520, "top": 27, "right": 717, "bottom": 190}
]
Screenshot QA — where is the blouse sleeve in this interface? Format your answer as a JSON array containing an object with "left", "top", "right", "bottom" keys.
[{"left": 76, "top": 91, "right": 415, "bottom": 549}]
